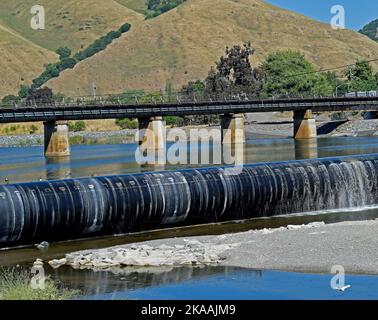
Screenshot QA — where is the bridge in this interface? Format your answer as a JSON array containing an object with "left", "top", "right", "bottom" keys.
[{"left": 1, "top": 94, "right": 378, "bottom": 157}]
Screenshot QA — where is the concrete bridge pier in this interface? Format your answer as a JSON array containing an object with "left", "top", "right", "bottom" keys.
[
  {"left": 293, "top": 110, "right": 317, "bottom": 139},
  {"left": 221, "top": 113, "right": 246, "bottom": 145},
  {"left": 137, "top": 116, "right": 166, "bottom": 165},
  {"left": 44, "top": 121, "right": 70, "bottom": 157}
]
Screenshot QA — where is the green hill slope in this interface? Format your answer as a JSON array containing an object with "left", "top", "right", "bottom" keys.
[{"left": 360, "top": 19, "right": 378, "bottom": 42}]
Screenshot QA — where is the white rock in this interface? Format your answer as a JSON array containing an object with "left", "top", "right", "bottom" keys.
[
  {"left": 157, "top": 244, "right": 172, "bottom": 250},
  {"left": 260, "top": 228, "right": 274, "bottom": 234},
  {"left": 307, "top": 221, "right": 325, "bottom": 228},
  {"left": 287, "top": 224, "right": 304, "bottom": 230},
  {"left": 36, "top": 241, "right": 49, "bottom": 250},
  {"left": 48, "top": 258, "right": 67, "bottom": 269}
]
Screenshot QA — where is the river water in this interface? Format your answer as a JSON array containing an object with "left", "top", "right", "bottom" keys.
[
  {"left": 1, "top": 136, "right": 378, "bottom": 183},
  {"left": 2, "top": 136, "right": 378, "bottom": 299}
]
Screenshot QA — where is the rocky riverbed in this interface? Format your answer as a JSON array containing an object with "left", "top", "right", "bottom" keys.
[{"left": 48, "top": 220, "right": 378, "bottom": 275}]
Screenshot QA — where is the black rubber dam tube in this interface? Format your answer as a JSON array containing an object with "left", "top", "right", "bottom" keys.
[{"left": 1, "top": 153, "right": 378, "bottom": 247}]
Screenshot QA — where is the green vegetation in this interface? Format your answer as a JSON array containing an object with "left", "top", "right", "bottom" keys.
[
  {"left": 1, "top": 95, "right": 20, "bottom": 106},
  {"left": 68, "top": 121, "right": 86, "bottom": 132},
  {"left": 164, "top": 116, "right": 185, "bottom": 127},
  {"left": 18, "top": 85, "right": 31, "bottom": 99},
  {"left": 344, "top": 60, "right": 378, "bottom": 92},
  {"left": 205, "top": 42, "right": 264, "bottom": 96},
  {"left": 69, "top": 135, "right": 84, "bottom": 145},
  {"left": 56, "top": 47, "right": 72, "bottom": 60},
  {"left": 73, "top": 24, "right": 130, "bottom": 62},
  {"left": 262, "top": 50, "right": 333, "bottom": 97},
  {"left": 115, "top": 118, "right": 138, "bottom": 129},
  {"left": 183, "top": 44, "right": 378, "bottom": 100},
  {"left": 0, "top": 267, "right": 78, "bottom": 300},
  {"left": 359, "top": 19, "right": 378, "bottom": 42},
  {"left": 145, "top": 0, "right": 186, "bottom": 19},
  {"left": 117, "top": 89, "right": 146, "bottom": 104},
  {"left": 29, "top": 125, "right": 39, "bottom": 134}
]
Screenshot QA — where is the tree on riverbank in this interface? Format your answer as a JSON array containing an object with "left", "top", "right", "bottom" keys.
[
  {"left": 344, "top": 60, "right": 378, "bottom": 92},
  {"left": 262, "top": 50, "right": 333, "bottom": 97},
  {"left": 204, "top": 42, "right": 265, "bottom": 96}
]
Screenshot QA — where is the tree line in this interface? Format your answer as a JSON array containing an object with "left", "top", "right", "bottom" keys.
[
  {"left": 183, "top": 42, "right": 378, "bottom": 99},
  {"left": 145, "top": 0, "right": 186, "bottom": 19}
]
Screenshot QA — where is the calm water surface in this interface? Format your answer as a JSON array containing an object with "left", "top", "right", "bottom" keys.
[
  {"left": 1, "top": 136, "right": 378, "bottom": 183},
  {"left": 48, "top": 265, "right": 378, "bottom": 300}
]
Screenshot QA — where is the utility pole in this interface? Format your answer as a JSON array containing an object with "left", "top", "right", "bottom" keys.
[{"left": 92, "top": 83, "right": 97, "bottom": 99}]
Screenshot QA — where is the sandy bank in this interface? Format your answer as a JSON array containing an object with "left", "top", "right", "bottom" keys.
[{"left": 49, "top": 220, "right": 378, "bottom": 275}]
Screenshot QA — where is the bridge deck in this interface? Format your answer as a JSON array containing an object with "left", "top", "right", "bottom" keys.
[{"left": 1, "top": 96, "right": 378, "bottom": 123}]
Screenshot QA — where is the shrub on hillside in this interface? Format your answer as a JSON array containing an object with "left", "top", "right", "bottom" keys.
[
  {"left": 145, "top": 0, "right": 186, "bottom": 19},
  {"left": 115, "top": 118, "right": 138, "bottom": 130},
  {"left": 1, "top": 95, "right": 20, "bottom": 106},
  {"left": 68, "top": 121, "right": 86, "bottom": 132}
]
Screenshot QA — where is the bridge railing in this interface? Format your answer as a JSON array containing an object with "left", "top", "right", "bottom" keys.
[
  {"left": 0, "top": 91, "right": 261, "bottom": 109},
  {"left": 1, "top": 89, "right": 378, "bottom": 110}
]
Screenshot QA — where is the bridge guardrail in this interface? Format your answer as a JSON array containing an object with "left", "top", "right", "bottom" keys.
[{"left": 1, "top": 89, "right": 376, "bottom": 110}]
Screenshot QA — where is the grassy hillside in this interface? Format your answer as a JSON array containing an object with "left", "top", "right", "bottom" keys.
[
  {"left": 115, "top": 0, "right": 147, "bottom": 14},
  {"left": 0, "top": 0, "right": 144, "bottom": 53},
  {"left": 360, "top": 19, "right": 378, "bottom": 42},
  {"left": 46, "top": 0, "right": 378, "bottom": 96},
  {"left": 0, "top": 23, "right": 57, "bottom": 97}
]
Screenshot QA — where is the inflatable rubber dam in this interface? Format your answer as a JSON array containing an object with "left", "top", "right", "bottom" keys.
[{"left": 1, "top": 153, "right": 378, "bottom": 247}]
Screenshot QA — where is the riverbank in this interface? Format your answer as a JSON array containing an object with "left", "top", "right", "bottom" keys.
[
  {"left": 0, "top": 130, "right": 136, "bottom": 147},
  {"left": 48, "top": 219, "right": 378, "bottom": 275}
]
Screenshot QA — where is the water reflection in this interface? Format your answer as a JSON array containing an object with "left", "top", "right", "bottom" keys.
[
  {"left": 45, "top": 157, "right": 71, "bottom": 180},
  {"left": 49, "top": 265, "right": 378, "bottom": 300},
  {"left": 141, "top": 164, "right": 166, "bottom": 172},
  {"left": 50, "top": 265, "right": 266, "bottom": 300},
  {"left": 294, "top": 139, "right": 318, "bottom": 160},
  {"left": 2, "top": 136, "right": 378, "bottom": 184},
  {"left": 50, "top": 265, "right": 241, "bottom": 298}
]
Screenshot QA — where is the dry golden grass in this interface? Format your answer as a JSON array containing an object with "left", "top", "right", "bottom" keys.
[
  {"left": 46, "top": 0, "right": 378, "bottom": 96},
  {"left": 0, "top": 0, "right": 144, "bottom": 52},
  {"left": 84, "top": 119, "right": 120, "bottom": 132},
  {"left": 0, "top": 0, "right": 144, "bottom": 98},
  {"left": 0, "top": 120, "right": 121, "bottom": 136},
  {"left": 0, "top": 24, "right": 57, "bottom": 97}
]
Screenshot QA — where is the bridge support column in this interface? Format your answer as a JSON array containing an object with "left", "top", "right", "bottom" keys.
[
  {"left": 44, "top": 121, "right": 70, "bottom": 157},
  {"left": 137, "top": 116, "right": 166, "bottom": 164},
  {"left": 221, "top": 113, "right": 245, "bottom": 145},
  {"left": 293, "top": 110, "right": 317, "bottom": 139}
]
